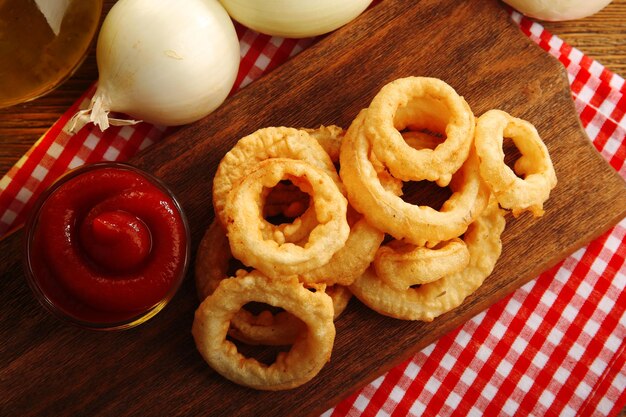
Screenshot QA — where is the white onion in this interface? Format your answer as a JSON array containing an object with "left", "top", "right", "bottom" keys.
[
  {"left": 503, "top": 0, "right": 613, "bottom": 21},
  {"left": 68, "top": 0, "right": 240, "bottom": 133},
  {"left": 218, "top": 0, "right": 373, "bottom": 38}
]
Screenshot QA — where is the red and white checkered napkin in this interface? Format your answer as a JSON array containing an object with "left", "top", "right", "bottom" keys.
[{"left": 0, "top": 10, "right": 624, "bottom": 417}]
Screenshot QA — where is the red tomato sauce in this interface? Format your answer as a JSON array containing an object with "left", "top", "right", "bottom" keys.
[{"left": 26, "top": 166, "right": 188, "bottom": 326}]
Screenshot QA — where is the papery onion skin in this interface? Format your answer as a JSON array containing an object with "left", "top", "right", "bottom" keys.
[
  {"left": 503, "top": 0, "right": 612, "bottom": 21},
  {"left": 219, "top": 0, "right": 373, "bottom": 38},
  {"left": 73, "top": 0, "right": 240, "bottom": 131}
]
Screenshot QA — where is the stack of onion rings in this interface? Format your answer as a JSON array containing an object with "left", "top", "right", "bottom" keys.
[
  {"left": 195, "top": 220, "right": 352, "bottom": 346},
  {"left": 350, "top": 196, "right": 505, "bottom": 321},
  {"left": 192, "top": 77, "right": 557, "bottom": 391},
  {"left": 340, "top": 109, "right": 489, "bottom": 247}
]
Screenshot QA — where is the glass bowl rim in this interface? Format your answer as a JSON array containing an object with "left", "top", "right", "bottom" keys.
[{"left": 22, "top": 161, "right": 191, "bottom": 331}]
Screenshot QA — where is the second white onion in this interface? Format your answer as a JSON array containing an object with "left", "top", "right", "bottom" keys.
[
  {"left": 219, "top": 0, "right": 373, "bottom": 38},
  {"left": 503, "top": 0, "right": 613, "bottom": 21},
  {"left": 68, "top": 0, "right": 240, "bottom": 132}
]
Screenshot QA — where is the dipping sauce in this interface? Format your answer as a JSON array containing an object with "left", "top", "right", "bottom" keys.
[{"left": 24, "top": 163, "right": 190, "bottom": 329}]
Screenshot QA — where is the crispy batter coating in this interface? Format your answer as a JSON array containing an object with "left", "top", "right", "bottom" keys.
[
  {"left": 298, "top": 208, "right": 384, "bottom": 286},
  {"left": 301, "top": 125, "right": 344, "bottom": 163},
  {"left": 195, "top": 221, "right": 351, "bottom": 345},
  {"left": 340, "top": 110, "right": 489, "bottom": 246},
  {"left": 212, "top": 127, "right": 342, "bottom": 240},
  {"left": 365, "top": 77, "right": 475, "bottom": 186},
  {"left": 475, "top": 109, "right": 557, "bottom": 217},
  {"left": 349, "top": 196, "right": 505, "bottom": 321},
  {"left": 192, "top": 271, "right": 335, "bottom": 390},
  {"left": 374, "top": 238, "right": 470, "bottom": 291},
  {"left": 226, "top": 159, "right": 349, "bottom": 278}
]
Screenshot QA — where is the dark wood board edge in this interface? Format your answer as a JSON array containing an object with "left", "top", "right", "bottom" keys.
[{"left": 1, "top": 0, "right": 626, "bottom": 415}]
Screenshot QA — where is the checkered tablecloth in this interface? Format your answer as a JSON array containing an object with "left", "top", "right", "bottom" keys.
[{"left": 0, "top": 7, "right": 624, "bottom": 417}]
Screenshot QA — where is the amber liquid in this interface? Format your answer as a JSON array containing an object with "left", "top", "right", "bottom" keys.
[{"left": 0, "top": 0, "right": 102, "bottom": 108}]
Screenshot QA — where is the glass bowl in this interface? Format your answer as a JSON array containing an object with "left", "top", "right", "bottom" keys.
[
  {"left": 23, "top": 162, "right": 191, "bottom": 330},
  {"left": 0, "top": 0, "right": 104, "bottom": 108}
]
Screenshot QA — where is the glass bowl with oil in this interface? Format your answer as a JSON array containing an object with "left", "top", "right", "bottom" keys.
[{"left": 0, "top": 0, "right": 103, "bottom": 108}]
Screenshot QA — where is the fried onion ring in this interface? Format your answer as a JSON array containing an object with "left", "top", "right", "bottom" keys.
[
  {"left": 374, "top": 238, "right": 470, "bottom": 290},
  {"left": 213, "top": 127, "right": 341, "bottom": 242},
  {"left": 349, "top": 196, "right": 505, "bottom": 321},
  {"left": 340, "top": 110, "right": 489, "bottom": 246},
  {"left": 365, "top": 77, "right": 475, "bottom": 186},
  {"left": 192, "top": 271, "right": 335, "bottom": 390},
  {"left": 195, "top": 221, "right": 350, "bottom": 345},
  {"left": 194, "top": 221, "right": 305, "bottom": 345},
  {"left": 475, "top": 109, "right": 557, "bottom": 217},
  {"left": 225, "top": 159, "right": 349, "bottom": 277}
]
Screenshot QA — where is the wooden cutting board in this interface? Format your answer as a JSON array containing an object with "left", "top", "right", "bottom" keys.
[{"left": 1, "top": 0, "right": 625, "bottom": 415}]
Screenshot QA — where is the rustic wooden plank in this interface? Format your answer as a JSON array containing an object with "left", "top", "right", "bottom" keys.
[{"left": 1, "top": 0, "right": 625, "bottom": 416}]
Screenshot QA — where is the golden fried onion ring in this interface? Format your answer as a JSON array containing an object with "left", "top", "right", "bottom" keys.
[
  {"left": 349, "top": 196, "right": 505, "bottom": 321},
  {"left": 365, "top": 77, "right": 475, "bottom": 186},
  {"left": 340, "top": 110, "right": 489, "bottom": 246},
  {"left": 374, "top": 238, "right": 470, "bottom": 291},
  {"left": 260, "top": 125, "right": 344, "bottom": 243},
  {"left": 195, "top": 221, "right": 351, "bottom": 345},
  {"left": 213, "top": 127, "right": 341, "bottom": 242},
  {"left": 194, "top": 221, "right": 304, "bottom": 345},
  {"left": 475, "top": 109, "right": 557, "bottom": 217},
  {"left": 192, "top": 271, "right": 335, "bottom": 390},
  {"left": 226, "top": 158, "right": 350, "bottom": 278}
]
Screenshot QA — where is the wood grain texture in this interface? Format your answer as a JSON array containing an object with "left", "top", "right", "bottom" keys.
[
  {"left": 0, "top": 0, "right": 625, "bottom": 177},
  {"left": 1, "top": 0, "right": 626, "bottom": 416},
  {"left": 542, "top": 0, "right": 626, "bottom": 74}
]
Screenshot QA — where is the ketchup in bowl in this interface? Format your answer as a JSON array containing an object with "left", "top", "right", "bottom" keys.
[{"left": 24, "top": 163, "right": 190, "bottom": 330}]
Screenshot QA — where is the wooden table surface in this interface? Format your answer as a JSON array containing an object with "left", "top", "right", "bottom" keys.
[{"left": 0, "top": 0, "right": 624, "bottom": 177}]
